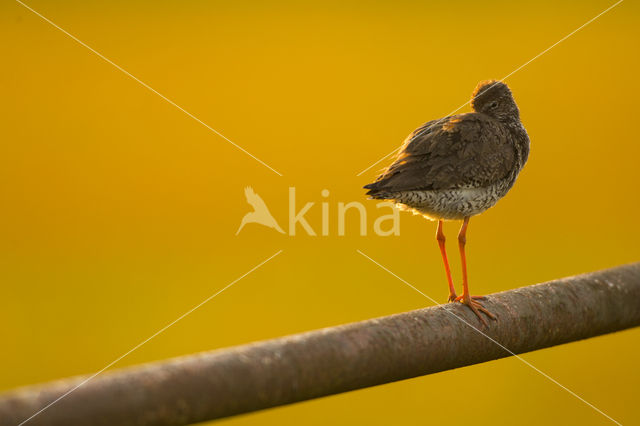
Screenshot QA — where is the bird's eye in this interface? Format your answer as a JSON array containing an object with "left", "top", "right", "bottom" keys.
[{"left": 489, "top": 101, "right": 498, "bottom": 109}]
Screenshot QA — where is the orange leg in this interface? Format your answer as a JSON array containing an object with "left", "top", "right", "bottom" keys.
[
  {"left": 435, "top": 220, "right": 457, "bottom": 302},
  {"left": 454, "top": 217, "right": 496, "bottom": 325}
]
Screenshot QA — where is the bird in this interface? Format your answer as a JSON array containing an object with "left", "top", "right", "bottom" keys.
[
  {"left": 236, "top": 187, "right": 285, "bottom": 235},
  {"left": 364, "top": 80, "right": 530, "bottom": 325}
]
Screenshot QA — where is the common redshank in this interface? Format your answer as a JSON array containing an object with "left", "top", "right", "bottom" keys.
[{"left": 364, "top": 80, "right": 530, "bottom": 325}]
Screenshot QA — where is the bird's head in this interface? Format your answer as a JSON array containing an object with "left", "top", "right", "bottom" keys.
[{"left": 470, "top": 80, "right": 519, "bottom": 121}]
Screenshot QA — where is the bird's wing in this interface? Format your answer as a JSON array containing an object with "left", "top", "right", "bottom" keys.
[
  {"left": 366, "top": 113, "right": 515, "bottom": 192},
  {"left": 244, "top": 186, "right": 270, "bottom": 211}
]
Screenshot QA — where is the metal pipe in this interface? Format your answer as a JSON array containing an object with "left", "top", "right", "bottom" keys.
[{"left": 2, "top": 262, "right": 639, "bottom": 426}]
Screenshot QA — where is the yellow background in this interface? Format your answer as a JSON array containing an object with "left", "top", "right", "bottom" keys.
[{"left": 1, "top": 0, "right": 639, "bottom": 424}]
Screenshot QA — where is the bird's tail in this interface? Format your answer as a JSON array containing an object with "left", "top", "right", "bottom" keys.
[
  {"left": 235, "top": 217, "right": 247, "bottom": 236},
  {"left": 363, "top": 182, "right": 392, "bottom": 200}
]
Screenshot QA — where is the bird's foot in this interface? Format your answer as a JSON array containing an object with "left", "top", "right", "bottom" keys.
[
  {"left": 454, "top": 294, "right": 486, "bottom": 302},
  {"left": 454, "top": 293, "right": 496, "bottom": 326},
  {"left": 447, "top": 292, "right": 458, "bottom": 303}
]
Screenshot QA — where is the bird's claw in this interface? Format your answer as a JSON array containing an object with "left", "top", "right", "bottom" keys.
[
  {"left": 453, "top": 294, "right": 496, "bottom": 326},
  {"left": 453, "top": 294, "right": 486, "bottom": 302}
]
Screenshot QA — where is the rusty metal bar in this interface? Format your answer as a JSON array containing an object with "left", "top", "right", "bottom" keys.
[{"left": 1, "top": 262, "right": 639, "bottom": 426}]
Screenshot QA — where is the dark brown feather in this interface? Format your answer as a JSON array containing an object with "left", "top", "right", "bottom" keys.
[{"left": 365, "top": 113, "right": 516, "bottom": 194}]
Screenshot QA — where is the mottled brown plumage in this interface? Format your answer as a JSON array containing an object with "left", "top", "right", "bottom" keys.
[
  {"left": 363, "top": 80, "right": 530, "bottom": 324},
  {"left": 369, "top": 114, "right": 515, "bottom": 191},
  {"left": 365, "top": 80, "right": 528, "bottom": 218}
]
